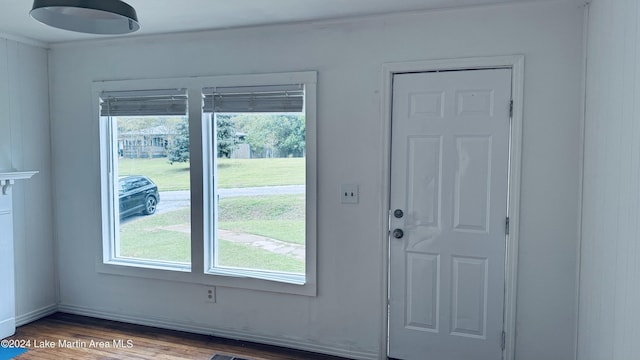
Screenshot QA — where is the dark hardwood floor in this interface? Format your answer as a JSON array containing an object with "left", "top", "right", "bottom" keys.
[{"left": 6, "top": 313, "right": 351, "bottom": 360}]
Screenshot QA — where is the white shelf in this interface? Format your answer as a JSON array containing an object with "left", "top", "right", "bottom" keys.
[
  {"left": 0, "top": 171, "right": 38, "bottom": 180},
  {"left": 0, "top": 171, "right": 38, "bottom": 195}
]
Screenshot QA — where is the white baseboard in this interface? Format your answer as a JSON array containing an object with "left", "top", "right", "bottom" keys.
[
  {"left": 15, "top": 304, "right": 58, "bottom": 327},
  {"left": 58, "top": 303, "right": 378, "bottom": 359},
  {"left": 0, "top": 317, "right": 16, "bottom": 339}
]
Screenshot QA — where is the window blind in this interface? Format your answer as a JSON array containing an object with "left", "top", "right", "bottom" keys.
[
  {"left": 202, "top": 84, "right": 304, "bottom": 113},
  {"left": 100, "top": 88, "right": 188, "bottom": 116}
]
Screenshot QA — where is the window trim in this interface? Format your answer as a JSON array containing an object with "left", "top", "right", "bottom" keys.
[{"left": 94, "top": 72, "right": 317, "bottom": 296}]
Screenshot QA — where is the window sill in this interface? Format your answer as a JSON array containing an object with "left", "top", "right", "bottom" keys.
[
  {"left": 96, "top": 259, "right": 316, "bottom": 296},
  {"left": 206, "top": 267, "right": 305, "bottom": 286}
]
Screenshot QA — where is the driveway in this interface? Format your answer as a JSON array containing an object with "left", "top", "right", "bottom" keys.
[
  {"left": 156, "top": 185, "right": 305, "bottom": 214},
  {"left": 120, "top": 185, "right": 304, "bottom": 223}
]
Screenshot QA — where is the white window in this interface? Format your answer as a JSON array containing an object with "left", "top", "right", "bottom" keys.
[
  {"left": 99, "top": 88, "right": 191, "bottom": 271},
  {"left": 202, "top": 84, "right": 308, "bottom": 284},
  {"left": 97, "top": 72, "right": 317, "bottom": 295}
]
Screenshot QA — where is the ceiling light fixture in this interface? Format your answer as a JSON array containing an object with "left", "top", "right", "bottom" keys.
[{"left": 30, "top": 0, "right": 140, "bottom": 35}]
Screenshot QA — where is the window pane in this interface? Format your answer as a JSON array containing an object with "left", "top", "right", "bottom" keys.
[
  {"left": 214, "top": 113, "right": 306, "bottom": 274},
  {"left": 113, "top": 116, "right": 191, "bottom": 265}
]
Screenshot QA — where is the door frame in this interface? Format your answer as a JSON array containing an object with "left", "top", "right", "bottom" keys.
[{"left": 380, "top": 55, "right": 524, "bottom": 360}]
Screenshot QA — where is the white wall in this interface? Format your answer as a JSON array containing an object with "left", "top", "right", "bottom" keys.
[
  {"left": 48, "top": 2, "right": 585, "bottom": 359},
  {"left": 0, "top": 37, "right": 57, "bottom": 324},
  {"left": 578, "top": 1, "right": 640, "bottom": 359}
]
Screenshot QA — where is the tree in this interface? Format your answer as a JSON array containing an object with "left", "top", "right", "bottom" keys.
[
  {"left": 167, "top": 118, "right": 190, "bottom": 164},
  {"left": 216, "top": 115, "right": 240, "bottom": 159},
  {"left": 273, "top": 115, "right": 305, "bottom": 157},
  {"left": 231, "top": 114, "right": 305, "bottom": 158}
]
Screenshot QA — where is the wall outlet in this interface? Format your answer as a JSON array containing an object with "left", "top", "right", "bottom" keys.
[
  {"left": 206, "top": 287, "right": 216, "bottom": 303},
  {"left": 340, "top": 184, "right": 359, "bottom": 204}
]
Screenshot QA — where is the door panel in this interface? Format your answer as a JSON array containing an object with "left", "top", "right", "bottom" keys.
[
  {"left": 450, "top": 256, "right": 488, "bottom": 338},
  {"left": 453, "top": 136, "right": 491, "bottom": 233},
  {"left": 407, "top": 136, "right": 441, "bottom": 228},
  {"left": 389, "top": 69, "right": 511, "bottom": 360},
  {"left": 406, "top": 252, "right": 439, "bottom": 331}
]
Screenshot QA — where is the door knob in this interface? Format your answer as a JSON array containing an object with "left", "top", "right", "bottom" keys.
[
  {"left": 392, "top": 229, "right": 404, "bottom": 239},
  {"left": 393, "top": 209, "right": 404, "bottom": 218}
]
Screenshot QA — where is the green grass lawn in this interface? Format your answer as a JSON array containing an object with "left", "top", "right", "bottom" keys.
[
  {"left": 117, "top": 156, "right": 305, "bottom": 272},
  {"left": 218, "top": 194, "right": 305, "bottom": 244},
  {"left": 119, "top": 208, "right": 191, "bottom": 262},
  {"left": 119, "top": 158, "right": 190, "bottom": 191},
  {"left": 119, "top": 195, "right": 305, "bottom": 271},
  {"left": 118, "top": 157, "right": 304, "bottom": 191},
  {"left": 217, "top": 158, "right": 304, "bottom": 188},
  {"left": 217, "top": 240, "right": 304, "bottom": 273}
]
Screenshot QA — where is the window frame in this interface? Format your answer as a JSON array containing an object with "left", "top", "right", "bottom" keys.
[{"left": 95, "top": 72, "right": 317, "bottom": 296}]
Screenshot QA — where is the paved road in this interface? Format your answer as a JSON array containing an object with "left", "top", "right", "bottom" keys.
[{"left": 156, "top": 185, "right": 305, "bottom": 214}]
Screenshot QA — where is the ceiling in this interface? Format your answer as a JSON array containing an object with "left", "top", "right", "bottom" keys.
[{"left": 0, "top": 0, "right": 576, "bottom": 44}]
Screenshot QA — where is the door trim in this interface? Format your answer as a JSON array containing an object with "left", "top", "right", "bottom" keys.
[{"left": 380, "top": 55, "right": 524, "bottom": 360}]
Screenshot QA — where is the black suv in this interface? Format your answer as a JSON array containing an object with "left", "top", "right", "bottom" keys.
[{"left": 118, "top": 175, "right": 160, "bottom": 218}]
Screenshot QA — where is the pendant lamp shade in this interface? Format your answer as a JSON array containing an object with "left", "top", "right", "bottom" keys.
[{"left": 30, "top": 0, "right": 140, "bottom": 35}]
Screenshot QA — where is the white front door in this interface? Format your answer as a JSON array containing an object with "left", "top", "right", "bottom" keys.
[{"left": 388, "top": 69, "right": 512, "bottom": 360}]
